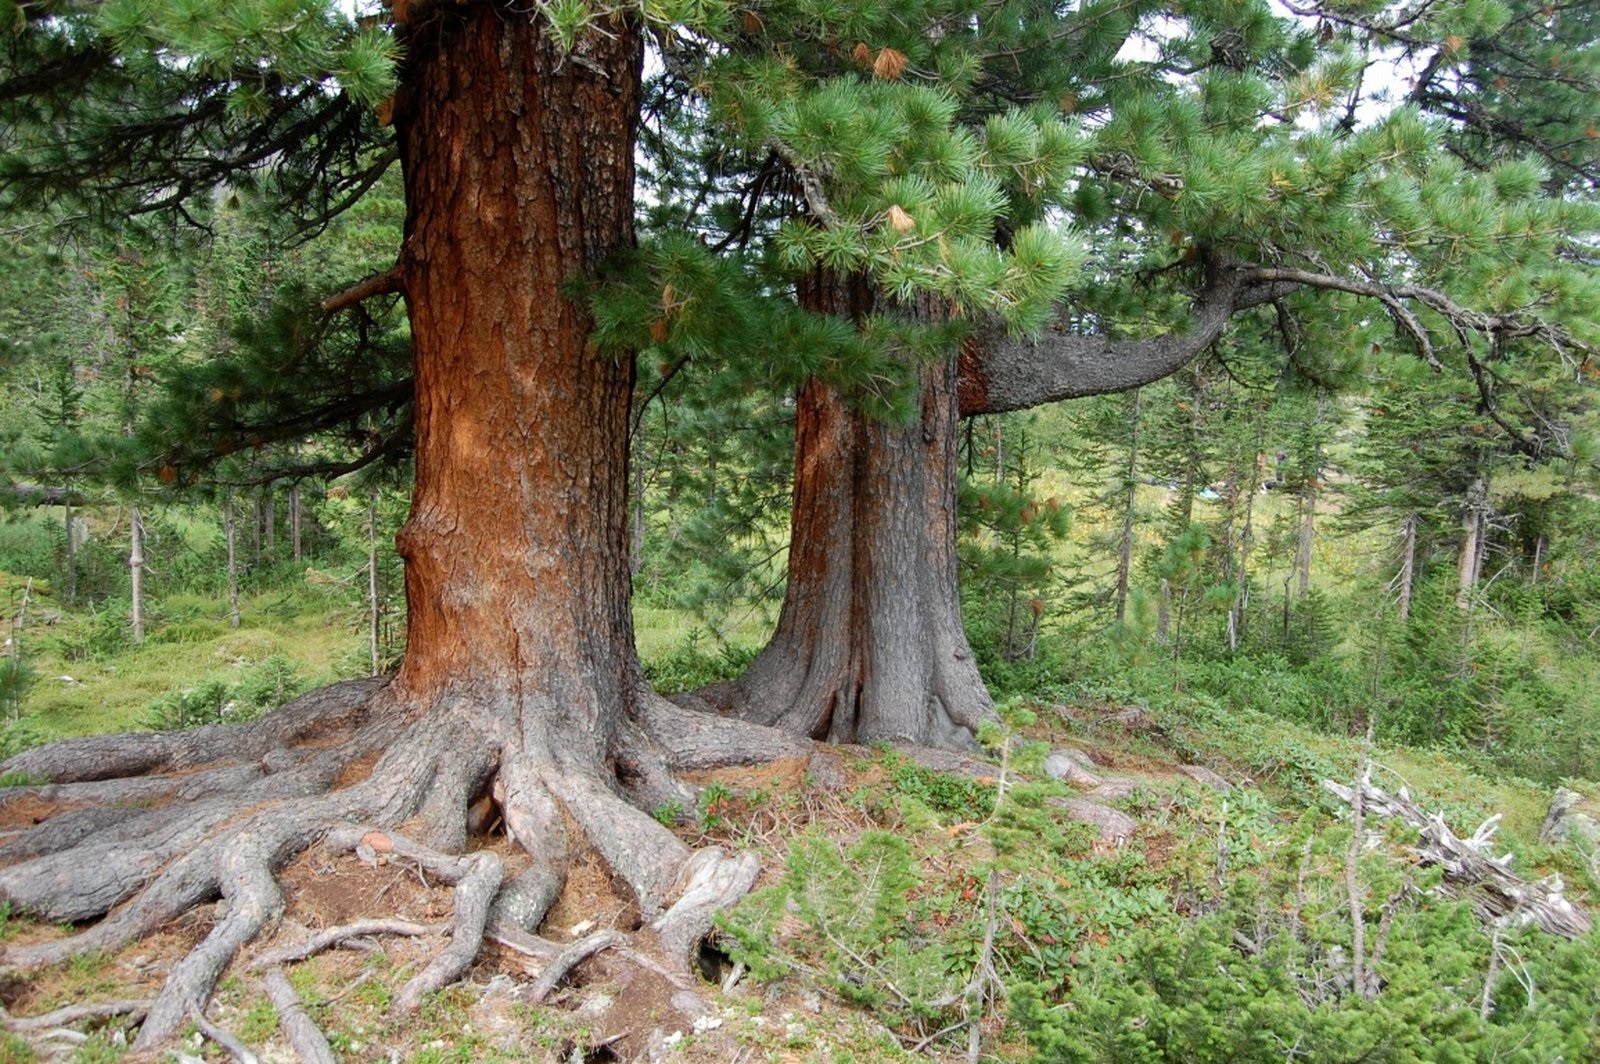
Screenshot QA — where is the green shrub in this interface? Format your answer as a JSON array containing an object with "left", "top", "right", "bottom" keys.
[
  {"left": 53, "top": 600, "right": 134, "bottom": 662},
  {"left": 1013, "top": 903, "right": 1600, "bottom": 1063},
  {"left": 642, "top": 633, "right": 757, "bottom": 694},
  {"left": 143, "top": 655, "right": 308, "bottom": 730},
  {"left": 0, "top": 514, "right": 57, "bottom": 579}
]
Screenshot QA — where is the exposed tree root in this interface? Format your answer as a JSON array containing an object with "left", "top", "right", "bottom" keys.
[
  {"left": 0, "top": 677, "right": 804, "bottom": 1052},
  {"left": 261, "top": 967, "right": 336, "bottom": 1064},
  {"left": 247, "top": 918, "right": 439, "bottom": 969},
  {"left": 325, "top": 825, "right": 504, "bottom": 1012},
  {"left": 0, "top": 1000, "right": 147, "bottom": 1034},
  {"left": 529, "top": 929, "right": 627, "bottom": 1003},
  {"left": 189, "top": 1003, "right": 261, "bottom": 1064}
]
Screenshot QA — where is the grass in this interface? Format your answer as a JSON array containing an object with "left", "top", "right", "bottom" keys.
[{"left": 18, "top": 586, "right": 361, "bottom": 741}]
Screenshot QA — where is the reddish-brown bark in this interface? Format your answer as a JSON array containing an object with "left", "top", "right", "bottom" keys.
[{"left": 392, "top": 7, "right": 642, "bottom": 765}]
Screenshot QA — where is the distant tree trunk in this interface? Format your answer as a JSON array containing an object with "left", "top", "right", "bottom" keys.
[
  {"left": 1294, "top": 395, "right": 1326, "bottom": 599},
  {"left": 1456, "top": 475, "right": 1488, "bottom": 610},
  {"left": 1115, "top": 391, "right": 1142, "bottom": 625},
  {"left": 1228, "top": 433, "right": 1263, "bottom": 653},
  {"left": 62, "top": 482, "right": 77, "bottom": 607},
  {"left": 1397, "top": 513, "right": 1418, "bottom": 622},
  {"left": 1157, "top": 578, "right": 1172, "bottom": 643},
  {"left": 262, "top": 482, "right": 276, "bottom": 563},
  {"left": 225, "top": 492, "right": 240, "bottom": 630},
  {"left": 710, "top": 273, "right": 992, "bottom": 748},
  {"left": 1295, "top": 486, "right": 1317, "bottom": 600},
  {"left": 367, "top": 492, "right": 380, "bottom": 676},
  {"left": 289, "top": 479, "right": 303, "bottom": 563},
  {"left": 251, "top": 485, "right": 263, "bottom": 566},
  {"left": 128, "top": 505, "right": 146, "bottom": 644}
]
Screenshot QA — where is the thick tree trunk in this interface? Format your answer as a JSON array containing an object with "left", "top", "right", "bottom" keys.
[
  {"left": 715, "top": 275, "right": 992, "bottom": 748},
  {"left": 393, "top": 6, "right": 642, "bottom": 764},
  {"left": 0, "top": 11, "right": 799, "bottom": 1050}
]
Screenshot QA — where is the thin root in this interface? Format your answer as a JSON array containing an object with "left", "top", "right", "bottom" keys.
[{"left": 262, "top": 967, "right": 337, "bottom": 1064}]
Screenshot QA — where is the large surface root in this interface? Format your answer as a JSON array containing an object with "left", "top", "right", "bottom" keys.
[{"left": 0, "top": 681, "right": 805, "bottom": 1054}]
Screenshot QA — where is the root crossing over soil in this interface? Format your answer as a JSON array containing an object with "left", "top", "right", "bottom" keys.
[{"left": 0, "top": 676, "right": 808, "bottom": 1054}]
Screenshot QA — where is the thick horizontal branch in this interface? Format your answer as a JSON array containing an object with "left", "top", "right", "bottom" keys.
[
  {"left": 7, "top": 483, "right": 86, "bottom": 507},
  {"left": 960, "top": 258, "right": 1245, "bottom": 415},
  {"left": 960, "top": 259, "right": 1583, "bottom": 442}
]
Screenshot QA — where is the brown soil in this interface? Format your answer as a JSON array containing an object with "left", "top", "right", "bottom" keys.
[{"left": 0, "top": 794, "right": 79, "bottom": 832}]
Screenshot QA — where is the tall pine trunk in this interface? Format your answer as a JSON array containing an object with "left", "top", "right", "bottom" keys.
[
  {"left": 718, "top": 274, "right": 992, "bottom": 747},
  {"left": 1456, "top": 474, "right": 1488, "bottom": 610},
  {"left": 63, "top": 484, "right": 77, "bottom": 607},
  {"left": 390, "top": 9, "right": 646, "bottom": 768},
  {"left": 225, "top": 492, "right": 240, "bottom": 630}
]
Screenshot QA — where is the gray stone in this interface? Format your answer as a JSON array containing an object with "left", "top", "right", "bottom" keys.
[
  {"left": 1050, "top": 797, "right": 1138, "bottom": 845},
  {"left": 1178, "top": 764, "right": 1234, "bottom": 793},
  {"left": 1043, "top": 750, "right": 1103, "bottom": 788},
  {"left": 1541, "top": 788, "right": 1600, "bottom": 849},
  {"left": 1085, "top": 779, "right": 1140, "bottom": 801}
]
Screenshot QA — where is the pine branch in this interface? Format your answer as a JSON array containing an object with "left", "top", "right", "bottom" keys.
[
  {"left": 321, "top": 270, "right": 405, "bottom": 315},
  {"left": 960, "top": 255, "right": 1246, "bottom": 414}
]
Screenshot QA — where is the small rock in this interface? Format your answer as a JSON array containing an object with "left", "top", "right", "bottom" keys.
[
  {"left": 1179, "top": 765, "right": 1233, "bottom": 793},
  {"left": 1085, "top": 779, "right": 1139, "bottom": 801},
  {"left": 671, "top": 990, "right": 710, "bottom": 1017},
  {"left": 576, "top": 993, "right": 614, "bottom": 1018},
  {"left": 1541, "top": 788, "right": 1600, "bottom": 849},
  {"left": 1042, "top": 751, "right": 1103, "bottom": 789},
  {"left": 1051, "top": 797, "right": 1138, "bottom": 845},
  {"left": 801, "top": 989, "right": 822, "bottom": 1013},
  {"left": 1110, "top": 707, "right": 1150, "bottom": 730},
  {"left": 479, "top": 973, "right": 515, "bottom": 997}
]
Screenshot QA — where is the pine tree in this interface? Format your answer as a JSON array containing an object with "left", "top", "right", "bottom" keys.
[{"left": 0, "top": 0, "right": 1592, "bottom": 1044}]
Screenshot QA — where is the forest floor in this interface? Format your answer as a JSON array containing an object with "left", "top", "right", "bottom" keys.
[
  {"left": 2, "top": 672, "right": 1591, "bottom": 1062},
  {"left": 2, "top": 571, "right": 1597, "bottom": 1062}
]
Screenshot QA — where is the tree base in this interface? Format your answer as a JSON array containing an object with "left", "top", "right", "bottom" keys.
[{"left": 0, "top": 678, "right": 806, "bottom": 1051}]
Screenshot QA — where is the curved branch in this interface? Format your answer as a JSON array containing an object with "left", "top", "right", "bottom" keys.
[{"left": 959, "top": 257, "right": 1246, "bottom": 415}]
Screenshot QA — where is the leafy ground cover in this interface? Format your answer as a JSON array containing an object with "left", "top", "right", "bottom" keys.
[{"left": 1, "top": 620, "right": 1594, "bottom": 1061}]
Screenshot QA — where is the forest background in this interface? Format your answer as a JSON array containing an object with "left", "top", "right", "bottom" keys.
[{"left": 2, "top": 0, "right": 1599, "bottom": 1059}]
